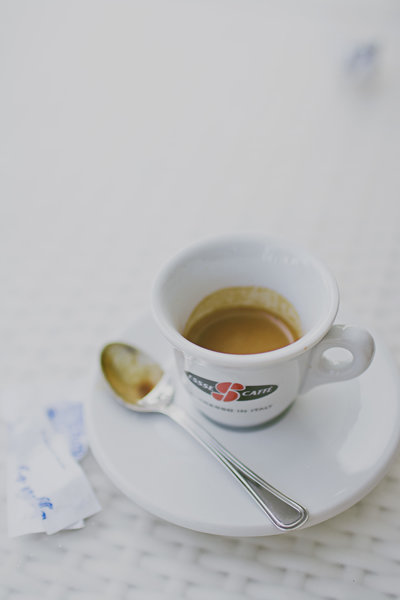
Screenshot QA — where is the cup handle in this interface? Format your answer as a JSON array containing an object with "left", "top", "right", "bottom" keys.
[{"left": 300, "top": 325, "right": 375, "bottom": 394}]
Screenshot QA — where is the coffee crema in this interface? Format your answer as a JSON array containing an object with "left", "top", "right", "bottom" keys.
[{"left": 183, "top": 286, "right": 302, "bottom": 355}]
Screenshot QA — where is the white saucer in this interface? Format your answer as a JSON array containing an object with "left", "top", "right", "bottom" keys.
[{"left": 85, "top": 312, "right": 400, "bottom": 536}]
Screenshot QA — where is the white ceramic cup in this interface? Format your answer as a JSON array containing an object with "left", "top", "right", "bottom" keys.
[{"left": 152, "top": 235, "right": 375, "bottom": 427}]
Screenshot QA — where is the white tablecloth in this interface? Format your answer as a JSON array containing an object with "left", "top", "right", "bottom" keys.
[{"left": 1, "top": 1, "right": 400, "bottom": 598}]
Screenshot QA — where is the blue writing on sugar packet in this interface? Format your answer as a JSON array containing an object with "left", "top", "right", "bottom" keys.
[
  {"left": 7, "top": 423, "right": 101, "bottom": 536},
  {"left": 46, "top": 402, "right": 87, "bottom": 461},
  {"left": 17, "top": 465, "right": 54, "bottom": 520}
]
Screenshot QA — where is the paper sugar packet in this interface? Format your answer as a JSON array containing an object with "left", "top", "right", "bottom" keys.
[{"left": 1, "top": 381, "right": 101, "bottom": 536}]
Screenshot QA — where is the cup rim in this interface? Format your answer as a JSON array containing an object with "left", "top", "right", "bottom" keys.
[{"left": 151, "top": 234, "right": 339, "bottom": 367}]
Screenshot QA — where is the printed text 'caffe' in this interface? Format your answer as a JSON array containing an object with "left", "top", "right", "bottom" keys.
[{"left": 185, "top": 372, "right": 278, "bottom": 402}]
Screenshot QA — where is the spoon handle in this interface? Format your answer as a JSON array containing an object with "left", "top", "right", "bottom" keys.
[{"left": 165, "top": 404, "right": 308, "bottom": 531}]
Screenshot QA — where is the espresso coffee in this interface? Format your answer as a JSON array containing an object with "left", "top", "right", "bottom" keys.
[
  {"left": 183, "top": 287, "right": 301, "bottom": 355},
  {"left": 184, "top": 306, "right": 299, "bottom": 354}
]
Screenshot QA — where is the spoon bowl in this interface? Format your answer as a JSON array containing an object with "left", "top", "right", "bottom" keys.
[{"left": 101, "top": 343, "right": 172, "bottom": 411}]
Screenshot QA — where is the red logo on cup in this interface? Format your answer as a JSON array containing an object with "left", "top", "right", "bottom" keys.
[{"left": 212, "top": 382, "right": 245, "bottom": 402}]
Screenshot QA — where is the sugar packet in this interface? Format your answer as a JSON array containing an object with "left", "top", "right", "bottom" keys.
[{"left": 1, "top": 381, "right": 101, "bottom": 536}]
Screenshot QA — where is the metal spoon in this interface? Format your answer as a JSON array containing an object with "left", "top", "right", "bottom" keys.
[{"left": 100, "top": 342, "right": 308, "bottom": 531}]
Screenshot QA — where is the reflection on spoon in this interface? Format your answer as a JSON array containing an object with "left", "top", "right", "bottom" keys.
[
  {"left": 100, "top": 343, "right": 309, "bottom": 532},
  {"left": 101, "top": 343, "right": 163, "bottom": 404}
]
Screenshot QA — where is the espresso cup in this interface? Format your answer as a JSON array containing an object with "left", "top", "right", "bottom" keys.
[{"left": 152, "top": 235, "right": 375, "bottom": 427}]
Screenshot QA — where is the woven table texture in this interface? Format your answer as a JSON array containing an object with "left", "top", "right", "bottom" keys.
[{"left": 1, "top": 0, "right": 400, "bottom": 598}]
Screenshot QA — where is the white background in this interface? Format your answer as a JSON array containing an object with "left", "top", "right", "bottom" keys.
[{"left": 1, "top": 1, "right": 400, "bottom": 598}]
